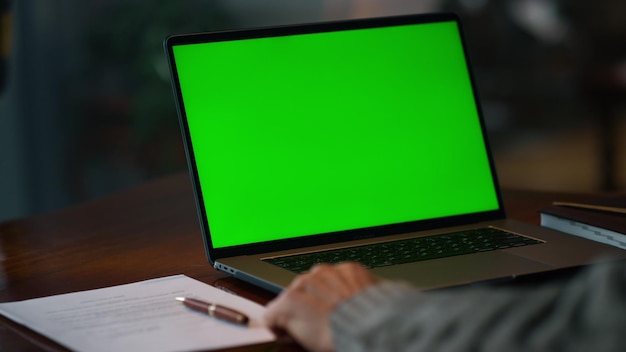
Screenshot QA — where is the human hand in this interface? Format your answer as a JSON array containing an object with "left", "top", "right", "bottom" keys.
[{"left": 264, "top": 262, "right": 378, "bottom": 352}]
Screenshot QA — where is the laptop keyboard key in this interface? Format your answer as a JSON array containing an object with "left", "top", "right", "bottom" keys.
[{"left": 264, "top": 227, "right": 542, "bottom": 274}]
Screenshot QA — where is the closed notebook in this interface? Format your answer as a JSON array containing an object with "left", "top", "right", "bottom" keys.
[{"left": 540, "top": 195, "right": 626, "bottom": 249}]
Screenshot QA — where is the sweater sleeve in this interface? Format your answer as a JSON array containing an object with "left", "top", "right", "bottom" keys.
[{"left": 330, "top": 260, "right": 626, "bottom": 352}]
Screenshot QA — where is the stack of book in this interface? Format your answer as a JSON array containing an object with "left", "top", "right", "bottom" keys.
[{"left": 539, "top": 195, "right": 626, "bottom": 250}]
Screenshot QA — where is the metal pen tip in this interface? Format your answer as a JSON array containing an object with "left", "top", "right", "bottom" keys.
[{"left": 175, "top": 297, "right": 185, "bottom": 302}]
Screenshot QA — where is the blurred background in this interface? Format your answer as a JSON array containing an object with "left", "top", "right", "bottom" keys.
[{"left": 0, "top": 0, "right": 625, "bottom": 223}]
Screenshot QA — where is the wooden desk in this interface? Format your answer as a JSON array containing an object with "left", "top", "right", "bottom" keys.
[{"left": 0, "top": 172, "right": 595, "bottom": 351}]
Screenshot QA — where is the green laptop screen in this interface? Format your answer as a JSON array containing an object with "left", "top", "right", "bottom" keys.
[{"left": 172, "top": 20, "right": 499, "bottom": 248}]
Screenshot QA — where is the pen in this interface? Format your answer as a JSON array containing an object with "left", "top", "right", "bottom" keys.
[{"left": 175, "top": 297, "right": 249, "bottom": 326}]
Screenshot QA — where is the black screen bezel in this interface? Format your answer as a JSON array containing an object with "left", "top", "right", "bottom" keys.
[{"left": 164, "top": 12, "right": 506, "bottom": 264}]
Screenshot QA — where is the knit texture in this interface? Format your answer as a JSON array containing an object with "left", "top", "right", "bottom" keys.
[{"left": 331, "top": 260, "right": 626, "bottom": 352}]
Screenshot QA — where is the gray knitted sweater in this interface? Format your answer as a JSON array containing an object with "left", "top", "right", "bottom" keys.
[{"left": 331, "top": 260, "right": 626, "bottom": 352}]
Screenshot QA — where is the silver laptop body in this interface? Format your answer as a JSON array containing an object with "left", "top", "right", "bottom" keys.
[{"left": 165, "top": 13, "right": 626, "bottom": 293}]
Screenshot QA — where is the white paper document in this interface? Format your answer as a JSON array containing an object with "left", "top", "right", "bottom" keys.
[{"left": 0, "top": 275, "right": 276, "bottom": 352}]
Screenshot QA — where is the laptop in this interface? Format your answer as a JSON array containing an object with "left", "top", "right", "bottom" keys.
[{"left": 164, "top": 13, "right": 626, "bottom": 293}]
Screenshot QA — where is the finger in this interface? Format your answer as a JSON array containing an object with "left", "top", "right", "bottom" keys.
[
  {"left": 306, "top": 265, "right": 370, "bottom": 305},
  {"left": 264, "top": 288, "right": 334, "bottom": 351},
  {"left": 306, "top": 264, "right": 355, "bottom": 301},
  {"left": 264, "top": 286, "right": 305, "bottom": 329},
  {"left": 313, "top": 262, "right": 376, "bottom": 296},
  {"left": 335, "top": 262, "right": 378, "bottom": 288}
]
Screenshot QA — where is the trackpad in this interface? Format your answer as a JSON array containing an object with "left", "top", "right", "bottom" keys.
[{"left": 372, "top": 251, "right": 553, "bottom": 290}]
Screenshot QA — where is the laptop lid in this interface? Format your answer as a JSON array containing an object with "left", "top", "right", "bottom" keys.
[{"left": 165, "top": 13, "right": 504, "bottom": 265}]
